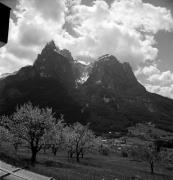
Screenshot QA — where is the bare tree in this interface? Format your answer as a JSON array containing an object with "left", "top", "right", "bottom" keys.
[
  {"left": 0, "top": 126, "right": 11, "bottom": 147},
  {"left": 45, "top": 115, "right": 65, "bottom": 156},
  {"left": 7, "top": 102, "right": 55, "bottom": 165},
  {"left": 63, "top": 125, "right": 76, "bottom": 160},
  {"left": 130, "top": 143, "right": 160, "bottom": 174},
  {"left": 64, "top": 122, "right": 96, "bottom": 162}
]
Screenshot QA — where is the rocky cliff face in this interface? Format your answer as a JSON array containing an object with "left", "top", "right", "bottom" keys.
[
  {"left": 0, "top": 41, "right": 81, "bottom": 123},
  {"left": 84, "top": 54, "right": 146, "bottom": 96},
  {"left": 80, "top": 54, "right": 173, "bottom": 133},
  {"left": 0, "top": 41, "right": 173, "bottom": 133},
  {"left": 33, "top": 41, "right": 76, "bottom": 90}
]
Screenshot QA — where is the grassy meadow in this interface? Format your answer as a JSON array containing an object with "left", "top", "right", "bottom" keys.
[{"left": 0, "top": 142, "right": 173, "bottom": 180}]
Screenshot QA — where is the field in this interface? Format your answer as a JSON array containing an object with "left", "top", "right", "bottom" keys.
[{"left": 0, "top": 143, "right": 173, "bottom": 180}]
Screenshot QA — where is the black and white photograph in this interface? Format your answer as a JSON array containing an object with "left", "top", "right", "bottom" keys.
[{"left": 0, "top": 0, "right": 173, "bottom": 179}]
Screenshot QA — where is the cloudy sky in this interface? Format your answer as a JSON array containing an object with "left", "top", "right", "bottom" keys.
[{"left": 1, "top": 0, "right": 173, "bottom": 99}]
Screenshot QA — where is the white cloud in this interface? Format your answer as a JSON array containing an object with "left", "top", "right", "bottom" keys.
[
  {"left": 17, "top": 0, "right": 66, "bottom": 23},
  {"left": 0, "top": 0, "right": 67, "bottom": 74},
  {"left": 135, "top": 64, "right": 173, "bottom": 98},
  {"left": 63, "top": 0, "right": 173, "bottom": 66},
  {"left": 1, "top": 0, "right": 173, "bottom": 73},
  {"left": 145, "top": 83, "right": 173, "bottom": 99},
  {"left": 65, "top": 0, "right": 82, "bottom": 9},
  {"left": 110, "top": 0, "right": 173, "bottom": 33},
  {"left": 135, "top": 64, "right": 160, "bottom": 76},
  {"left": 148, "top": 70, "right": 173, "bottom": 86}
]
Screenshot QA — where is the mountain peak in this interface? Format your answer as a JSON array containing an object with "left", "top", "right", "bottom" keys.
[
  {"left": 44, "top": 40, "right": 58, "bottom": 51},
  {"left": 37, "top": 40, "right": 60, "bottom": 60},
  {"left": 98, "top": 54, "right": 118, "bottom": 62},
  {"left": 85, "top": 54, "right": 146, "bottom": 96},
  {"left": 59, "top": 49, "right": 74, "bottom": 61},
  {"left": 32, "top": 42, "right": 76, "bottom": 89}
]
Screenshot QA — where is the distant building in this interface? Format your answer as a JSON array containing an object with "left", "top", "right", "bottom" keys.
[{"left": 0, "top": 2, "right": 11, "bottom": 47}]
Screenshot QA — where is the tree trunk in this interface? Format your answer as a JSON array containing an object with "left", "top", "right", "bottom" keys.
[
  {"left": 43, "top": 145, "right": 47, "bottom": 154},
  {"left": 76, "top": 152, "right": 80, "bottom": 162},
  {"left": 51, "top": 145, "right": 54, "bottom": 154},
  {"left": 150, "top": 161, "right": 154, "bottom": 174},
  {"left": 67, "top": 151, "right": 73, "bottom": 160},
  {"left": 67, "top": 151, "right": 70, "bottom": 160},
  {"left": 31, "top": 149, "right": 37, "bottom": 166},
  {"left": 14, "top": 143, "right": 18, "bottom": 152},
  {"left": 80, "top": 149, "right": 84, "bottom": 158},
  {"left": 70, "top": 151, "right": 73, "bottom": 158},
  {"left": 51, "top": 145, "right": 57, "bottom": 156},
  {"left": 53, "top": 148, "right": 57, "bottom": 156}
]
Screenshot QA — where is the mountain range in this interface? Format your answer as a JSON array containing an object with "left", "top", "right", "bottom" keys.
[{"left": 0, "top": 41, "right": 173, "bottom": 134}]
